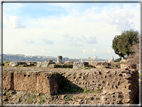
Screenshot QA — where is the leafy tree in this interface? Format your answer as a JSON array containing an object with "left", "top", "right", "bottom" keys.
[
  {"left": 112, "top": 29, "right": 139, "bottom": 58},
  {"left": 114, "top": 58, "right": 121, "bottom": 62}
]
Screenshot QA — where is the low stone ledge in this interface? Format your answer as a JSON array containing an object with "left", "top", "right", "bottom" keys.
[{"left": 73, "top": 62, "right": 89, "bottom": 69}]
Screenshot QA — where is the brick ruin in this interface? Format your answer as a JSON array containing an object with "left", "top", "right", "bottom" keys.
[{"left": 3, "top": 68, "right": 139, "bottom": 104}]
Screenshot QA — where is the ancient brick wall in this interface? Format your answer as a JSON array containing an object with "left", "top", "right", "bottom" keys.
[
  {"left": 3, "top": 70, "right": 60, "bottom": 95},
  {"left": 58, "top": 69, "right": 139, "bottom": 104},
  {"left": 3, "top": 68, "right": 139, "bottom": 104},
  {"left": 14, "top": 71, "right": 38, "bottom": 92},
  {"left": 3, "top": 70, "right": 14, "bottom": 90}
]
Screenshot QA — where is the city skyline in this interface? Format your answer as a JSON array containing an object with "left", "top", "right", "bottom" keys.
[{"left": 2, "top": 2, "right": 140, "bottom": 59}]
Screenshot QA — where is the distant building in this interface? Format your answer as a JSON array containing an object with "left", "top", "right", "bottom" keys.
[
  {"left": 93, "top": 55, "right": 97, "bottom": 61},
  {"left": 88, "top": 57, "right": 92, "bottom": 65},
  {"left": 108, "top": 56, "right": 114, "bottom": 63}
]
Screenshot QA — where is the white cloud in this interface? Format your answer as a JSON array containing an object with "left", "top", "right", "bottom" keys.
[
  {"left": 82, "top": 35, "right": 97, "bottom": 44},
  {"left": 42, "top": 38, "right": 54, "bottom": 45},
  {"left": 106, "top": 4, "right": 139, "bottom": 31},
  {"left": 83, "top": 48, "right": 97, "bottom": 54},
  {"left": 24, "top": 39, "right": 34, "bottom": 43},
  {"left": 4, "top": 16, "right": 25, "bottom": 29},
  {"left": 25, "top": 48, "right": 28, "bottom": 51},
  {"left": 63, "top": 34, "right": 83, "bottom": 47},
  {"left": 92, "top": 48, "right": 97, "bottom": 52},
  {"left": 3, "top": 3, "right": 140, "bottom": 59},
  {"left": 107, "top": 47, "right": 111, "bottom": 53},
  {"left": 47, "top": 51, "right": 52, "bottom": 54},
  {"left": 117, "top": 19, "right": 135, "bottom": 31},
  {"left": 106, "top": 18, "right": 117, "bottom": 25},
  {"left": 63, "top": 34, "right": 74, "bottom": 41},
  {"left": 115, "top": 11, "right": 135, "bottom": 18},
  {"left": 83, "top": 49, "right": 89, "bottom": 54}
]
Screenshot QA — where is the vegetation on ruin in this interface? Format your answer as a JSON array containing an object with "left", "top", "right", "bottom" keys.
[
  {"left": 114, "top": 58, "right": 121, "bottom": 62},
  {"left": 17, "top": 65, "right": 21, "bottom": 68},
  {"left": 83, "top": 89, "right": 93, "bottom": 93},
  {"left": 3, "top": 61, "right": 10, "bottom": 64},
  {"left": 64, "top": 95, "right": 73, "bottom": 101},
  {"left": 112, "top": 29, "right": 139, "bottom": 58}
]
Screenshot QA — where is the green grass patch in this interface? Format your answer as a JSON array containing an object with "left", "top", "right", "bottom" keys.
[
  {"left": 39, "top": 93, "right": 44, "bottom": 99},
  {"left": 83, "top": 89, "right": 91, "bottom": 93},
  {"left": 3, "top": 61, "right": 10, "bottom": 64},
  {"left": 30, "top": 95, "right": 35, "bottom": 100},
  {"left": 64, "top": 95, "right": 73, "bottom": 101},
  {"left": 82, "top": 89, "right": 96, "bottom": 93},
  {"left": 17, "top": 65, "right": 21, "bottom": 68},
  {"left": 39, "top": 98, "right": 45, "bottom": 104}
]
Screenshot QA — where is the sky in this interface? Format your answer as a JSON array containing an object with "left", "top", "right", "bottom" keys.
[{"left": 1, "top": 0, "right": 141, "bottom": 59}]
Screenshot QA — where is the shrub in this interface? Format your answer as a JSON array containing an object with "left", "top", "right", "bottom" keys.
[{"left": 114, "top": 58, "right": 121, "bottom": 62}]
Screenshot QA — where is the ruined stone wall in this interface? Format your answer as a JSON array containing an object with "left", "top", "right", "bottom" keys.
[
  {"left": 3, "top": 70, "right": 60, "bottom": 95},
  {"left": 57, "top": 69, "right": 139, "bottom": 104},
  {"left": 3, "top": 68, "right": 139, "bottom": 104}
]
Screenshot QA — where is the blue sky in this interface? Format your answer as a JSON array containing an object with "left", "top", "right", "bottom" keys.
[{"left": 2, "top": 1, "right": 140, "bottom": 59}]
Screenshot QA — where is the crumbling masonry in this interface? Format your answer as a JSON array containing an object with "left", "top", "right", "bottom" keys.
[{"left": 3, "top": 68, "right": 139, "bottom": 104}]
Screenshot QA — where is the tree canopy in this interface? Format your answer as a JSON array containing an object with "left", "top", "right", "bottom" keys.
[{"left": 112, "top": 29, "right": 139, "bottom": 58}]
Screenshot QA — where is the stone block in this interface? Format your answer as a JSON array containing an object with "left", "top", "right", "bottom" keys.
[
  {"left": 63, "top": 64, "right": 73, "bottom": 68},
  {"left": 9, "top": 61, "right": 19, "bottom": 67},
  {"left": 3, "top": 70, "right": 14, "bottom": 90},
  {"left": 36, "top": 61, "right": 55, "bottom": 67},
  {"left": 26, "top": 62, "right": 37, "bottom": 66},
  {"left": 4, "top": 63, "right": 9, "bottom": 66},
  {"left": 37, "top": 72, "right": 62, "bottom": 94},
  {"left": 49, "top": 64, "right": 56, "bottom": 68},
  {"left": 96, "top": 65, "right": 106, "bottom": 68},
  {"left": 47, "top": 60, "right": 53, "bottom": 62},
  {"left": 73, "top": 62, "right": 88, "bottom": 69},
  {"left": 14, "top": 71, "right": 37, "bottom": 92},
  {"left": 120, "top": 64, "right": 136, "bottom": 70}
]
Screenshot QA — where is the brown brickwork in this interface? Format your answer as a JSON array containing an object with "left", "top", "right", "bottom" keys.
[{"left": 2, "top": 68, "right": 139, "bottom": 104}]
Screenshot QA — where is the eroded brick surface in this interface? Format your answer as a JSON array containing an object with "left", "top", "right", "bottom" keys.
[
  {"left": 14, "top": 71, "right": 37, "bottom": 92},
  {"left": 2, "top": 68, "right": 139, "bottom": 104},
  {"left": 3, "top": 70, "right": 14, "bottom": 90}
]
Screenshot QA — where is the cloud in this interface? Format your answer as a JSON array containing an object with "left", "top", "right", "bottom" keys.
[
  {"left": 106, "top": 18, "right": 117, "bottom": 25},
  {"left": 4, "top": 16, "right": 25, "bottom": 29},
  {"left": 47, "top": 51, "right": 52, "bottom": 53},
  {"left": 24, "top": 40, "right": 34, "bottom": 43},
  {"left": 99, "top": 47, "right": 112, "bottom": 53},
  {"left": 107, "top": 47, "right": 111, "bottom": 53},
  {"left": 107, "top": 18, "right": 135, "bottom": 31},
  {"left": 63, "top": 34, "right": 74, "bottom": 41},
  {"left": 82, "top": 35, "right": 97, "bottom": 44},
  {"left": 63, "top": 34, "right": 83, "bottom": 47},
  {"left": 83, "top": 49, "right": 89, "bottom": 54},
  {"left": 116, "top": 19, "right": 135, "bottom": 31},
  {"left": 83, "top": 48, "right": 97, "bottom": 54},
  {"left": 106, "top": 5, "right": 138, "bottom": 31},
  {"left": 42, "top": 38, "right": 54, "bottom": 45},
  {"left": 115, "top": 11, "right": 135, "bottom": 18},
  {"left": 92, "top": 48, "right": 97, "bottom": 52}
]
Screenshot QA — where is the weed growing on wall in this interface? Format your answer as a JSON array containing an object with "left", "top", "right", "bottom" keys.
[
  {"left": 83, "top": 89, "right": 95, "bottom": 93},
  {"left": 64, "top": 95, "right": 73, "bottom": 101}
]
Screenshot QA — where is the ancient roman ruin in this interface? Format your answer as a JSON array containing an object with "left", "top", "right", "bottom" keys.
[{"left": 2, "top": 56, "right": 140, "bottom": 105}]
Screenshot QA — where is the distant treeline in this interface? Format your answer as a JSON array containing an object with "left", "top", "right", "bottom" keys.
[
  {"left": 1, "top": 54, "right": 106, "bottom": 63},
  {"left": 2, "top": 54, "right": 70, "bottom": 62}
]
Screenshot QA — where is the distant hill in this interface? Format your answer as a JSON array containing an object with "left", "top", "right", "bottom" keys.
[
  {"left": 1, "top": 54, "right": 107, "bottom": 62},
  {"left": 2, "top": 54, "right": 70, "bottom": 62}
]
